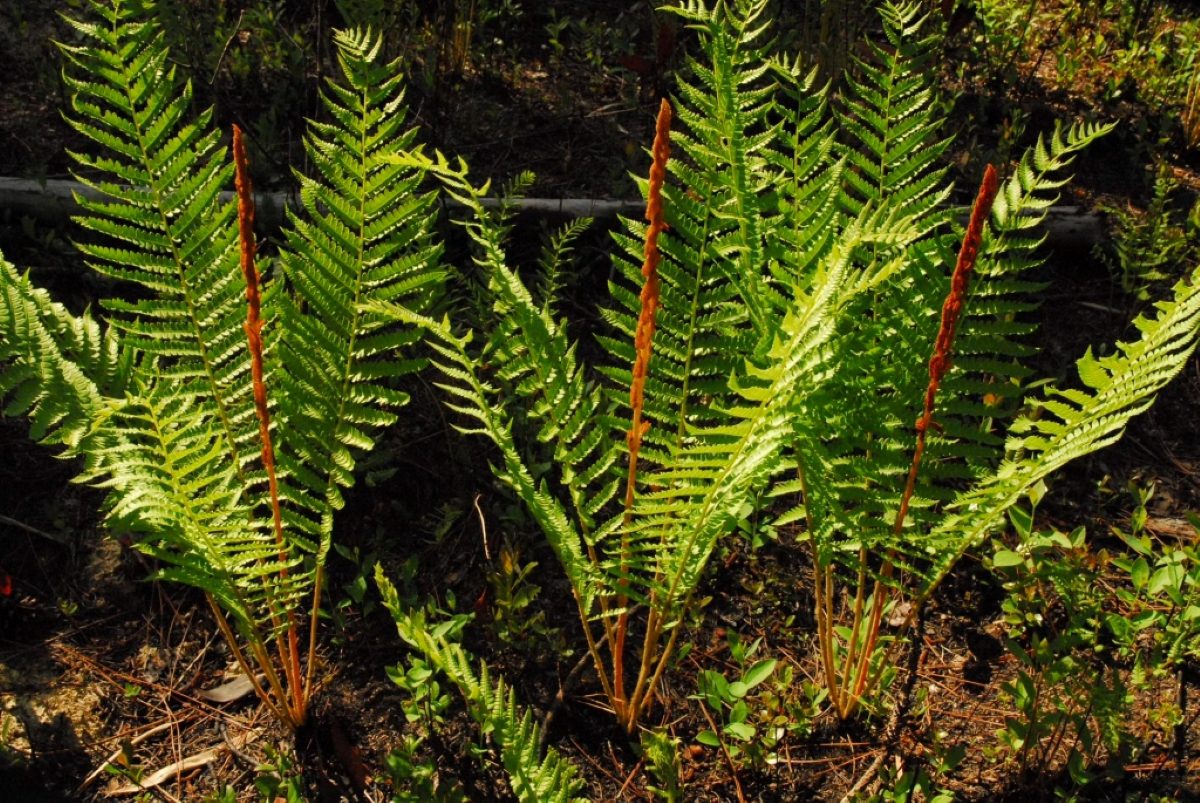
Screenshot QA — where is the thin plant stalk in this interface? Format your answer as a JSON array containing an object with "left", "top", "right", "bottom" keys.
[{"left": 612, "top": 97, "right": 672, "bottom": 731}]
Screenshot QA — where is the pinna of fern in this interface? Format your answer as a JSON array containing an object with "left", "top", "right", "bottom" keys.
[{"left": 0, "top": 0, "right": 443, "bottom": 731}]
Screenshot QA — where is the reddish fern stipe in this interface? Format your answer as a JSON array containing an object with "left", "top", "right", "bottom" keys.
[
  {"left": 233, "top": 124, "right": 306, "bottom": 722},
  {"left": 614, "top": 97, "right": 672, "bottom": 726}
]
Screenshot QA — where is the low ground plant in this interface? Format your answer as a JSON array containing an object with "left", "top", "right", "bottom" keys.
[{"left": 1096, "top": 164, "right": 1198, "bottom": 302}]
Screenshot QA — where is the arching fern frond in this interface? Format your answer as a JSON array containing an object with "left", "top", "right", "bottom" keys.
[
  {"left": 58, "top": 0, "right": 252, "bottom": 471},
  {"left": 274, "top": 26, "right": 445, "bottom": 542},
  {"left": 919, "top": 267, "right": 1200, "bottom": 603},
  {"left": 377, "top": 570, "right": 588, "bottom": 803},
  {"left": 943, "top": 120, "right": 1116, "bottom": 431}
]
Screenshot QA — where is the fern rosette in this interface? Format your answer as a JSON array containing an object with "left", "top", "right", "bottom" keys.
[{"left": 0, "top": 0, "right": 442, "bottom": 730}]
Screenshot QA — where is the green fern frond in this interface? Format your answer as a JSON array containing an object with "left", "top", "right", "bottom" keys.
[
  {"left": 837, "top": 1, "right": 951, "bottom": 216},
  {"left": 377, "top": 569, "right": 588, "bottom": 803},
  {"left": 73, "top": 383, "right": 295, "bottom": 636},
  {"left": 58, "top": 0, "right": 254, "bottom": 476},
  {"left": 274, "top": 26, "right": 445, "bottom": 543},
  {"left": 627, "top": 206, "right": 922, "bottom": 622},
  {"left": 0, "top": 256, "right": 133, "bottom": 447},
  {"left": 366, "top": 297, "right": 605, "bottom": 615},
  {"left": 535, "top": 217, "right": 593, "bottom": 314},
  {"left": 373, "top": 148, "right": 621, "bottom": 558},
  {"left": 939, "top": 120, "right": 1117, "bottom": 440},
  {"left": 920, "top": 266, "right": 1200, "bottom": 601}
]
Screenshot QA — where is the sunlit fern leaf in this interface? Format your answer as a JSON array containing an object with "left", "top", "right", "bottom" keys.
[
  {"left": 837, "top": 1, "right": 952, "bottom": 216},
  {"left": 934, "top": 120, "right": 1116, "bottom": 465},
  {"left": 605, "top": 204, "right": 920, "bottom": 621},
  {"left": 766, "top": 1, "right": 957, "bottom": 584},
  {"left": 919, "top": 266, "right": 1200, "bottom": 601},
  {"left": 601, "top": 0, "right": 782, "bottom": 499},
  {"left": 365, "top": 292, "right": 606, "bottom": 615},
  {"left": 273, "top": 27, "right": 444, "bottom": 545},
  {"left": 376, "top": 149, "right": 623, "bottom": 547},
  {"left": 0, "top": 256, "right": 133, "bottom": 448},
  {"left": 377, "top": 570, "right": 588, "bottom": 803},
  {"left": 534, "top": 216, "right": 593, "bottom": 315},
  {"left": 57, "top": 0, "right": 254, "bottom": 472},
  {"left": 763, "top": 58, "right": 843, "bottom": 292},
  {"left": 72, "top": 383, "right": 299, "bottom": 639}
]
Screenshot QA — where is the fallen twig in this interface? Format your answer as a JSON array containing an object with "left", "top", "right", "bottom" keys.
[
  {"left": 81, "top": 721, "right": 174, "bottom": 789},
  {"left": 0, "top": 513, "right": 71, "bottom": 545}
]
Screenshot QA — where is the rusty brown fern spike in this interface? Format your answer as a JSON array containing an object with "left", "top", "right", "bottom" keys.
[
  {"left": 837, "top": 164, "right": 1002, "bottom": 716},
  {"left": 914, "top": 163, "right": 1001, "bottom": 442},
  {"left": 233, "top": 124, "right": 308, "bottom": 725},
  {"left": 612, "top": 98, "right": 673, "bottom": 722}
]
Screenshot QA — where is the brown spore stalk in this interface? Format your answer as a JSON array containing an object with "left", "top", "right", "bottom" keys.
[
  {"left": 233, "top": 124, "right": 305, "bottom": 720},
  {"left": 613, "top": 98, "right": 672, "bottom": 719},
  {"left": 845, "top": 163, "right": 1001, "bottom": 709}
]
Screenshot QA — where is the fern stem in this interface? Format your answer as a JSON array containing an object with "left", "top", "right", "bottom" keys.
[
  {"left": 796, "top": 460, "right": 844, "bottom": 715},
  {"left": 575, "top": 597, "right": 617, "bottom": 707},
  {"left": 846, "top": 164, "right": 1001, "bottom": 712},
  {"left": 839, "top": 548, "right": 871, "bottom": 717},
  {"left": 303, "top": 566, "right": 324, "bottom": 713},
  {"left": 206, "top": 595, "right": 294, "bottom": 728},
  {"left": 234, "top": 125, "right": 306, "bottom": 723},
  {"left": 614, "top": 98, "right": 672, "bottom": 720},
  {"left": 628, "top": 609, "right": 682, "bottom": 728}
]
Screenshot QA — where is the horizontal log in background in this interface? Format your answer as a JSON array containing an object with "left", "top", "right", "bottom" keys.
[{"left": 0, "top": 176, "right": 1104, "bottom": 253}]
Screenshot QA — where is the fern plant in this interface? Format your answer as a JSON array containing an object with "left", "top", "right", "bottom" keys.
[
  {"left": 373, "top": 0, "right": 1200, "bottom": 734},
  {"left": 0, "top": 0, "right": 441, "bottom": 730},
  {"left": 376, "top": 568, "right": 587, "bottom": 803}
]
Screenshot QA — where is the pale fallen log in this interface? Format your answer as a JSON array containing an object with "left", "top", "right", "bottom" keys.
[{"left": 0, "top": 176, "right": 1103, "bottom": 248}]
